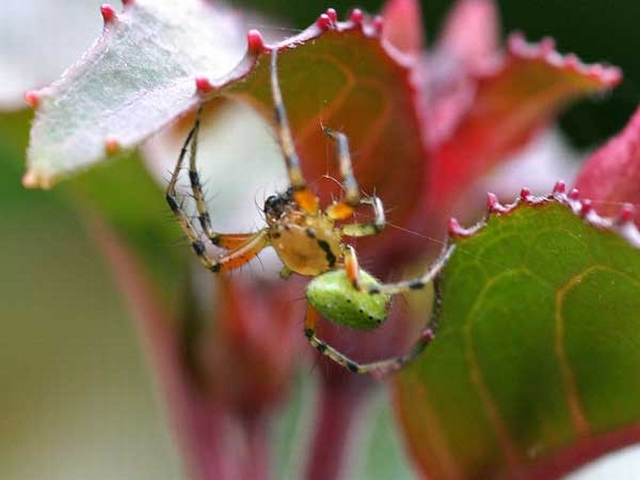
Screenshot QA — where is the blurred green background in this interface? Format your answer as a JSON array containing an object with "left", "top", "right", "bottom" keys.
[{"left": 2, "top": 1, "right": 639, "bottom": 479}]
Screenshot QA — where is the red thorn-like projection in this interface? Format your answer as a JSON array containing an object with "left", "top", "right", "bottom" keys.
[
  {"left": 508, "top": 33, "right": 622, "bottom": 87},
  {"left": 100, "top": 4, "right": 117, "bottom": 23},
  {"left": 538, "top": 37, "right": 556, "bottom": 56},
  {"left": 195, "top": 77, "right": 214, "bottom": 94},
  {"left": 326, "top": 8, "right": 338, "bottom": 25},
  {"left": 24, "top": 90, "right": 41, "bottom": 109},
  {"left": 568, "top": 188, "right": 580, "bottom": 201},
  {"left": 350, "top": 8, "right": 364, "bottom": 25},
  {"left": 316, "top": 13, "right": 332, "bottom": 31},
  {"left": 552, "top": 181, "right": 566, "bottom": 195},
  {"left": 448, "top": 217, "right": 477, "bottom": 238},
  {"left": 247, "top": 29, "right": 265, "bottom": 54},
  {"left": 449, "top": 183, "right": 640, "bottom": 252},
  {"left": 104, "top": 136, "right": 120, "bottom": 155},
  {"left": 448, "top": 218, "right": 464, "bottom": 236},
  {"left": 372, "top": 15, "right": 384, "bottom": 35},
  {"left": 579, "top": 199, "right": 593, "bottom": 217},
  {"left": 421, "top": 329, "right": 436, "bottom": 342},
  {"left": 121, "top": 0, "right": 133, "bottom": 6},
  {"left": 617, "top": 204, "right": 635, "bottom": 225},
  {"left": 486, "top": 192, "right": 509, "bottom": 213}
]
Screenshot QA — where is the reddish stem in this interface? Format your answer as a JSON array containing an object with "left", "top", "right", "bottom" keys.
[
  {"left": 87, "top": 215, "right": 270, "bottom": 480},
  {"left": 304, "top": 371, "right": 372, "bottom": 480}
]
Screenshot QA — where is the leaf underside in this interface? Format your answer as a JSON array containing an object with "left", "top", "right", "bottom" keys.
[
  {"left": 394, "top": 195, "right": 640, "bottom": 480},
  {"left": 25, "top": 0, "right": 248, "bottom": 187}
]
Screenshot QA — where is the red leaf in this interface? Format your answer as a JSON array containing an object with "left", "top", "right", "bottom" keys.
[
  {"left": 426, "top": 34, "right": 622, "bottom": 223},
  {"left": 574, "top": 106, "right": 640, "bottom": 220},
  {"left": 381, "top": 0, "right": 425, "bottom": 57},
  {"left": 437, "top": 0, "right": 500, "bottom": 69},
  {"left": 196, "top": 274, "right": 306, "bottom": 411}
]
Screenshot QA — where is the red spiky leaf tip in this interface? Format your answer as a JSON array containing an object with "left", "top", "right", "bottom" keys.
[
  {"left": 349, "top": 8, "right": 364, "bottom": 25},
  {"left": 195, "top": 76, "right": 213, "bottom": 95},
  {"left": 574, "top": 106, "right": 640, "bottom": 222},
  {"left": 325, "top": 8, "right": 338, "bottom": 24},
  {"left": 507, "top": 33, "right": 622, "bottom": 87},
  {"left": 579, "top": 199, "right": 593, "bottom": 218},
  {"left": 24, "top": 90, "right": 41, "bottom": 109},
  {"left": 552, "top": 180, "right": 566, "bottom": 195},
  {"left": 316, "top": 13, "right": 333, "bottom": 31},
  {"left": 104, "top": 136, "right": 120, "bottom": 155},
  {"left": 617, "top": 204, "right": 635, "bottom": 225},
  {"left": 568, "top": 188, "right": 581, "bottom": 201},
  {"left": 455, "top": 184, "right": 640, "bottom": 251},
  {"left": 372, "top": 15, "right": 384, "bottom": 35},
  {"left": 100, "top": 3, "right": 117, "bottom": 24},
  {"left": 448, "top": 217, "right": 476, "bottom": 238},
  {"left": 246, "top": 29, "right": 265, "bottom": 54},
  {"left": 486, "top": 192, "right": 509, "bottom": 214}
]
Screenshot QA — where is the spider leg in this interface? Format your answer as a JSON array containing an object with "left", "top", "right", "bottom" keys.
[
  {"left": 321, "top": 127, "right": 386, "bottom": 239},
  {"left": 184, "top": 107, "right": 259, "bottom": 250},
  {"left": 360, "top": 245, "right": 456, "bottom": 295},
  {"left": 339, "top": 196, "right": 386, "bottom": 237},
  {"left": 166, "top": 109, "right": 270, "bottom": 271},
  {"left": 271, "top": 49, "right": 319, "bottom": 214},
  {"left": 304, "top": 303, "right": 437, "bottom": 375},
  {"left": 321, "top": 126, "right": 362, "bottom": 221},
  {"left": 322, "top": 127, "right": 360, "bottom": 206},
  {"left": 343, "top": 244, "right": 455, "bottom": 294}
]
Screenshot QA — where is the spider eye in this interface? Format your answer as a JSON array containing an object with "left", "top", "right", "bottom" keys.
[{"left": 264, "top": 194, "right": 282, "bottom": 217}]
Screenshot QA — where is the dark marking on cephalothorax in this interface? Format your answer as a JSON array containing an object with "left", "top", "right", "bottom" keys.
[{"left": 317, "top": 239, "right": 337, "bottom": 267}]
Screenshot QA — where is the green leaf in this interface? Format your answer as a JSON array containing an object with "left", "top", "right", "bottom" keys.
[{"left": 394, "top": 191, "right": 640, "bottom": 479}]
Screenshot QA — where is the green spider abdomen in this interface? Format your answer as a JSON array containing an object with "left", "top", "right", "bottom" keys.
[{"left": 306, "top": 269, "right": 391, "bottom": 330}]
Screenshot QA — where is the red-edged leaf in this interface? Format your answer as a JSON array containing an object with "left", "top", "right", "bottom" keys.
[
  {"left": 574, "top": 105, "right": 640, "bottom": 220},
  {"left": 394, "top": 188, "right": 640, "bottom": 480},
  {"left": 426, "top": 34, "right": 622, "bottom": 221}
]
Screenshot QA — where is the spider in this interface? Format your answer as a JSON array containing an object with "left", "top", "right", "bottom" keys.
[{"left": 166, "top": 48, "right": 455, "bottom": 375}]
